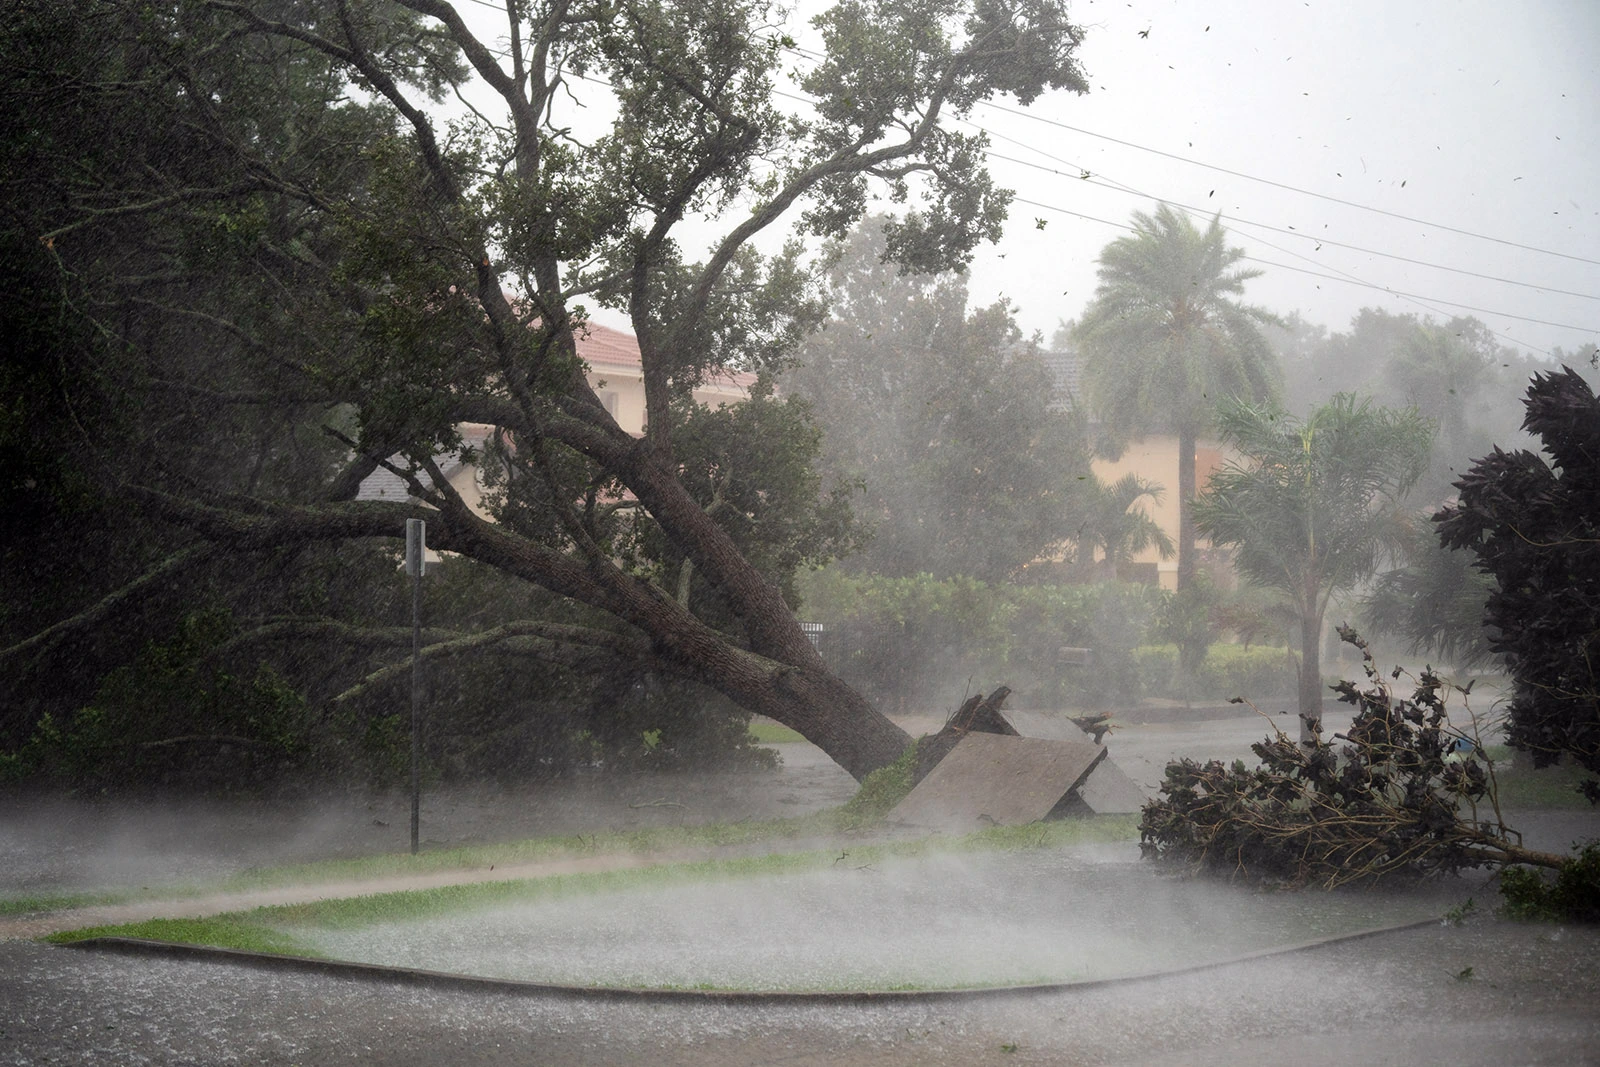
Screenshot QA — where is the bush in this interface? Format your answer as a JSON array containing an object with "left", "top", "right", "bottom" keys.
[
  {"left": 1140, "top": 628, "right": 1564, "bottom": 888},
  {"left": 839, "top": 740, "right": 920, "bottom": 824},
  {"left": 797, "top": 570, "right": 1159, "bottom": 709},
  {"left": 1131, "top": 643, "right": 1297, "bottom": 702},
  {"left": 1499, "top": 842, "right": 1600, "bottom": 923}
]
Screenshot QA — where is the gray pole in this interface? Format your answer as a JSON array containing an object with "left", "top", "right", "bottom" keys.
[{"left": 406, "top": 518, "right": 426, "bottom": 855}]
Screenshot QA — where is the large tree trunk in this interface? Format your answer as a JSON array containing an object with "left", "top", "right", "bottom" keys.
[
  {"left": 736, "top": 668, "right": 912, "bottom": 782},
  {"left": 1177, "top": 422, "right": 1197, "bottom": 591},
  {"left": 1298, "top": 602, "right": 1324, "bottom": 748},
  {"left": 130, "top": 487, "right": 914, "bottom": 783}
]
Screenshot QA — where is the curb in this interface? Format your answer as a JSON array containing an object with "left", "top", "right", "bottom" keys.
[{"left": 64, "top": 916, "right": 1443, "bottom": 1004}]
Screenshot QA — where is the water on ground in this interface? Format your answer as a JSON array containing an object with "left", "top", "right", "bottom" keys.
[{"left": 305, "top": 849, "right": 1461, "bottom": 991}]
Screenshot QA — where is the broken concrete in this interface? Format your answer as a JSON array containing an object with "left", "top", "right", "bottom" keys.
[{"left": 889, "top": 733, "right": 1106, "bottom": 832}]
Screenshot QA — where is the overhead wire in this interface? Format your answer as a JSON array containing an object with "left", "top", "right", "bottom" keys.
[
  {"left": 771, "top": 42, "right": 1592, "bottom": 347},
  {"left": 976, "top": 100, "right": 1600, "bottom": 269},
  {"left": 411, "top": 9, "right": 1596, "bottom": 347}
]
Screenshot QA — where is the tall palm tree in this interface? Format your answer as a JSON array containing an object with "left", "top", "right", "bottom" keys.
[{"left": 1074, "top": 204, "right": 1281, "bottom": 590}]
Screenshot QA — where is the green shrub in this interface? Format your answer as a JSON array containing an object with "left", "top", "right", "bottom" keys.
[
  {"left": 1499, "top": 842, "right": 1600, "bottom": 923},
  {"left": 1197, "top": 643, "right": 1297, "bottom": 700},
  {"left": 1131, "top": 643, "right": 1295, "bottom": 702},
  {"left": 1141, "top": 636, "right": 1542, "bottom": 888},
  {"left": 797, "top": 570, "right": 1159, "bottom": 709},
  {"left": 839, "top": 741, "right": 920, "bottom": 824}
]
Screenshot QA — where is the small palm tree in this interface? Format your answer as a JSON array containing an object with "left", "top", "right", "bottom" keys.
[
  {"left": 1074, "top": 204, "right": 1280, "bottom": 590},
  {"left": 1195, "top": 395, "right": 1434, "bottom": 745},
  {"left": 1070, "top": 473, "right": 1174, "bottom": 582}
]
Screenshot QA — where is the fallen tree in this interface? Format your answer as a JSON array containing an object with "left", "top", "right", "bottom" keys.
[
  {"left": 2, "top": 0, "right": 1091, "bottom": 781},
  {"left": 1139, "top": 627, "right": 1569, "bottom": 889}
]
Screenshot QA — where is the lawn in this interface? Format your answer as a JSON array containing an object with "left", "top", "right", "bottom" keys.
[{"left": 46, "top": 815, "right": 1142, "bottom": 959}]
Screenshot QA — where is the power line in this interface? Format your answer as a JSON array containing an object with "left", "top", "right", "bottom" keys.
[
  {"left": 406, "top": 21, "right": 1592, "bottom": 344},
  {"left": 978, "top": 99, "right": 1600, "bottom": 269},
  {"left": 1011, "top": 196, "right": 1592, "bottom": 338},
  {"left": 980, "top": 145, "right": 1600, "bottom": 304},
  {"left": 775, "top": 40, "right": 1600, "bottom": 270},
  {"left": 969, "top": 124, "right": 1576, "bottom": 350}
]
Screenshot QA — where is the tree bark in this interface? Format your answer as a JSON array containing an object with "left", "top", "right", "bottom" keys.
[
  {"left": 128, "top": 487, "right": 913, "bottom": 781},
  {"left": 1298, "top": 604, "right": 1324, "bottom": 748},
  {"left": 1177, "top": 422, "right": 1197, "bottom": 591}
]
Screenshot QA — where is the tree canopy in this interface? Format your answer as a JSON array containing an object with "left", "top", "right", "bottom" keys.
[
  {"left": 786, "top": 220, "right": 1092, "bottom": 582},
  {"left": 1436, "top": 367, "right": 1600, "bottom": 800},
  {"left": 1, "top": 0, "right": 1093, "bottom": 782}
]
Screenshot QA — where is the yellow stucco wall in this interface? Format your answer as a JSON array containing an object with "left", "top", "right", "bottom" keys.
[{"left": 1089, "top": 434, "right": 1231, "bottom": 589}]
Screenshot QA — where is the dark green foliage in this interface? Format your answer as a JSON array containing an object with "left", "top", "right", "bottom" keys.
[
  {"left": 1140, "top": 628, "right": 1538, "bottom": 888},
  {"left": 1130, "top": 643, "right": 1297, "bottom": 703},
  {"left": 2, "top": 609, "right": 310, "bottom": 792},
  {"left": 1362, "top": 517, "right": 1497, "bottom": 669},
  {"left": 3, "top": 0, "right": 1096, "bottom": 785},
  {"left": 1436, "top": 368, "right": 1600, "bottom": 801},
  {"left": 1499, "top": 843, "right": 1600, "bottom": 923},
  {"left": 839, "top": 740, "right": 921, "bottom": 824},
  {"left": 1149, "top": 573, "right": 1220, "bottom": 674}
]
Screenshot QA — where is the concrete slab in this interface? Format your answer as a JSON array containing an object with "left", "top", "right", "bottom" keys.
[
  {"left": 1071, "top": 755, "right": 1149, "bottom": 814},
  {"left": 1004, "top": 710, "right": 1093, "bottom": 741},
  {"left": 889, "top": 733, "right": 1106, "bottom": 832}
]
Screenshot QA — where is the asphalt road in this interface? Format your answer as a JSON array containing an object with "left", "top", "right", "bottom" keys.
[
  {"left": 3, "top": 917, "right": 1598, "bottom": 1066},
  {"left": 4, "top": 708, "right": 1598, "bottom": 1066}
]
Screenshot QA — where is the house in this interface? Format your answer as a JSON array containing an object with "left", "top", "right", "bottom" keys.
[
  {"left": 356, "top": 320, "right": 755, "bottom": 514},
  {"left": 1039, "top": 346, "right": 1234, "bottom": 590},
  {"left": 1089, "top": 435, "right": 1232, "bottom": 589}
]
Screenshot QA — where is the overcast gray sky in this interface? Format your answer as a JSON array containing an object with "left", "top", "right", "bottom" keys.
[
  {"left": 455, "top": 0, "right": 1599, "bottom": 358},
  {"left": 956, "top": 0, "right": 1600, "bottom": 357}
]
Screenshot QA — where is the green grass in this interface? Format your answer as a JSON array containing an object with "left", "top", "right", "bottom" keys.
[
  {"left": 0, "top": 891, "right": 126, "bottom": 918},
  {"left": 2, "top": 807, "right": 856, "bottom": 917},
  {"left": 746, "top": 721, "right": 808, "bottom": 744},
  {"left": 46, "top": 814, "right": 1140, "bottom": 952},
  {"left": 53, "top": 916, "right": 314, "bottom": 956},
  {"left": 1488, "top": 759, "right": 1597, "bottom": 810}
]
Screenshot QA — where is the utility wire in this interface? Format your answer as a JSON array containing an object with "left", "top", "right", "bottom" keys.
[
  {"left": 981, "top": 145, "right": 1600, "bottom": 304},
  {"left": 955, "top": 120, "right": 1572, "bottom": 349},
  {"left": 1011, "top": 197, "right": 1587, "bottom": 339},
  {"left": 781, "top": 39, "right": 1598, "bottom": 270},
  {"left": 977, "top": 100, "right": 1600, "bottom": 269},
  {"left": 408, "top": 18, "right": 1593, "bottom": 344}
]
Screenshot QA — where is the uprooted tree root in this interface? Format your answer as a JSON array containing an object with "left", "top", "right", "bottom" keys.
[{"left": 1140, "top": 627, "right": 1568, "bottom": 890}]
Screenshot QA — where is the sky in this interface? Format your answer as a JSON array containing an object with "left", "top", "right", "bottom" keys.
[
  {"left": 954, "top": 0, "right": 1600, "bottom": 358},
  {"left": 452, "top": 0, "right": 1600, "bottom": 359}
]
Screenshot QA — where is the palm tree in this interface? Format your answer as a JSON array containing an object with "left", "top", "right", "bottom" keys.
[
  {"left": 1195, "top": 395, "right": 1434, "bottom": 745},
  {"left": 1070, "top": 472, "right": 1175, "bottom": 582},
  {"left": 1074, "top": 204, "right": 1280, "bottom": 590}
]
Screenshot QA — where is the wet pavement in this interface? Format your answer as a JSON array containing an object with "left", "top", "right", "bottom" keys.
[
  {"left": 3, "top": 708, "right": 1598, "bottom": 1065},
  {"left": 2, "top": 917, "right": 1597, "bottom": 1065}
]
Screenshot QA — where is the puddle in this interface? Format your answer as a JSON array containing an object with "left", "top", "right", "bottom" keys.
[{"left": 302, "top": 851, "right": 1460, "bottom": 991}]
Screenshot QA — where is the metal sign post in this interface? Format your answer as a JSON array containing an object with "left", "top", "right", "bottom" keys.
[{"left": 405, "top": 518, "right": 426, "bottom": 855}]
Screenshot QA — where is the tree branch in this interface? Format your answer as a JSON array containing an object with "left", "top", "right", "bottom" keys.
[{"left": 0, "top": 544, "right": 217, "bottom": 667}]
